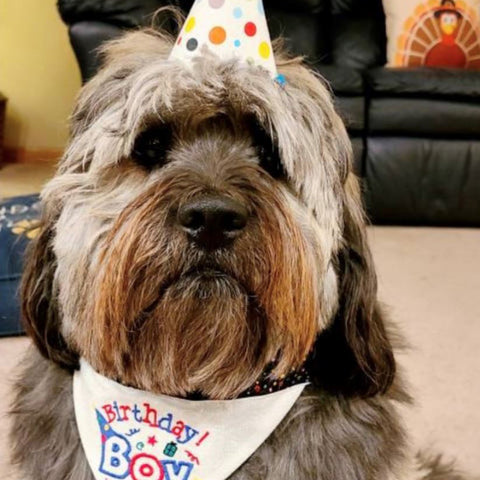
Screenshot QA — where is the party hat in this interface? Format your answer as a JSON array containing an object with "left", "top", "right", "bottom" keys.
[{"left": 170, "top": 0, "right": 283, "bottom": 83}]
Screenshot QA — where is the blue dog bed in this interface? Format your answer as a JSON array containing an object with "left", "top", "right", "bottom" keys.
[{"left": 0, "top": 194, "right": 41, "bottom": 336}]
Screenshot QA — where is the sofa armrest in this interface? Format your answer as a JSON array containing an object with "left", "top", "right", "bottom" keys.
[{"left": 366, "top": 67, "right": 480, "bottom": 100}]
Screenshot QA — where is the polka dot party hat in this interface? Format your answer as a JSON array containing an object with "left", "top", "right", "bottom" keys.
[{"left": 170, "top": 0, "right": 283, "bottom": 83}]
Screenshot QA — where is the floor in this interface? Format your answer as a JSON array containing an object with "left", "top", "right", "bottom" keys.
[
  {"left": 0, "top": 163, "right": 479, "bottom": 478},
  {"left": 0, "top": 161, "right": 56, "bottom": 197}
]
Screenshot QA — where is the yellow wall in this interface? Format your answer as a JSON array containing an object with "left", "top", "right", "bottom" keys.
[{"left": 0, "top": 0, "right": 82, "bottom": 155}]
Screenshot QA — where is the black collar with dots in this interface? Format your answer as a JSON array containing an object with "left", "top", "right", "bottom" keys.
[
  {"left": 240, "top": 363, "right": 310, "bottom": 398},
  {"left": 185, "top": 362, "right": 310, "bottom": 400}
]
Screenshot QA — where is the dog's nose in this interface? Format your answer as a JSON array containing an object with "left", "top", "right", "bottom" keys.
[{"left": 177, "top": 196, "right": 248, "bottom": 249}]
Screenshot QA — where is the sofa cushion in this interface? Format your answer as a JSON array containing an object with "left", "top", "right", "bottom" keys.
[
  {"left": 0, "top": 194, "right": 40, "bottom": 337},
  {"left": 367, "top": 67, "right": 480, "bottom": 99},
  {"left": 369, "top": 97, "right": 480, "bottom": 136},
  {"left": 70, "top": 21, "right": 124, "bottom": 82},
  {"left": 317, "top": 65, "right": 364, "bottom": 94},
  {"left": 314, "top": 66, "right": 365, "bottom": 132},
  {"left": 365, "top": 137, "right": 480, "bottom": 226},
  {"left": 266, "top": 5, "right": 331, "bottom": 63},
  {"left": 335, "top": 96, "right": 365, "bottom": 132},
  {"left": 331, "top": 0, "right": 387, "bottom": 69},
  {"left": 350, "top": 136, "right": 364, "bottom": 175}
]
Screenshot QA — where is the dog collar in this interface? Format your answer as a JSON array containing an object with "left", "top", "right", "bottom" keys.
[
  {"left": 73, "top": 358, "right": 308, "bottom": 480},
  {"left": 240, "top": 362, "right": 310, "bottom": 398}
]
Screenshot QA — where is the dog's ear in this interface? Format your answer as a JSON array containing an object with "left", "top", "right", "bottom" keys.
[
  {"left": 21, "top": 211, "right": 78, "bottom": 370},
  {"left": 306, "top": 174, "right": 395, "bottom": 398}
]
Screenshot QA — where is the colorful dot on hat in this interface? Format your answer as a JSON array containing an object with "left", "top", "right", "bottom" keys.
[
  {"left": 233, "top": 7, "right": 243, "bottom": 18},
  {"left": 259, "top": 41, "right": 270, "bottom": 59},
  {"left": 209, "top": 26, "right": 227, "bottom": 45},
  {"left": 234, "top": 39, "right": 241, "bottom": 48},
  {"left": 185, "top": 17, "right": 196, "bottom": 33},
  {"left": 209, "top": 0, "right": 225, "bottom": 8},
  {"left": 244, "top": 22, "right": 257, "bottom": 37},
  {"left": 187, "top": 38, "right": 198, "bottom": 51}
]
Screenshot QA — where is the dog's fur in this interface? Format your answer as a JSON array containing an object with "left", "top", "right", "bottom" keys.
[{"left": 9, "top": 26, "right": 470, "bottom": 480}]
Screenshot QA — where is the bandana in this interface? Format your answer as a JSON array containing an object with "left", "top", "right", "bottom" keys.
[{"left": 74, "top": 359, "right": 307, "bottom": 480}]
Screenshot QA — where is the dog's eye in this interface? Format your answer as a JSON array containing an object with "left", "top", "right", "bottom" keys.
[
  {"left": 132, "top": 125, "right": 172, "bottom": 170},
  {"left": 251, "top": 124, "right": 287, "bottom": 180},
  {"left": 257, "top": 142, "right": 285, "bottom": 179}
]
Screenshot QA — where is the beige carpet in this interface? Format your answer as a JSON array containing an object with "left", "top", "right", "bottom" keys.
[
  {"left": 0, "top": 164, "right": 479, "bottom": 477},
  {"left": 370, "top": 227, "right": 480, "bottom": 476}
]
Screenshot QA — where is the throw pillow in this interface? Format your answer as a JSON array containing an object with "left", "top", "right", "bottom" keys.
[
  {"left": 383, "top": 0, "right": 480, "bottom": 68},
  {"left": 0, "top": 194, "right": 40, "bottom": 336}
]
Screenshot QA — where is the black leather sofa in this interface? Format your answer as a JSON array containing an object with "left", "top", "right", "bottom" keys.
[{"left": 58, "top": 0, "right": 480, "bottom": 226}]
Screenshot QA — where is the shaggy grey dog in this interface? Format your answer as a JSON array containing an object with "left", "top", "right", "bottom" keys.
[{"left": 9, "top": 27, "right": 470, "bottom": 480}]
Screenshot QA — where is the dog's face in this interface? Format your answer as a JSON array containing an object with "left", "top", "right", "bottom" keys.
[{"left": 23, "top": 31, "right": 395, "bottom": 399}]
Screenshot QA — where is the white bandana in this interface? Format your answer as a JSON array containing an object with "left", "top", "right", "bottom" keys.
[{"left": 74, "top": 359, "right": 307, "bottom": 480}]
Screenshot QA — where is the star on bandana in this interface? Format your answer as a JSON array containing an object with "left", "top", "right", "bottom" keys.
[{"left": 147, "top": 435, "right": 158, "bottom": 446}]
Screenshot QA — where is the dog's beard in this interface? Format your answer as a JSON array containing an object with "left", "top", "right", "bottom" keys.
[
  {"left": 87, "top": 262, "right": 277, "bottom": 399},
  {"left": 128, "top": 271, "right": 272, "bottom": 399}
]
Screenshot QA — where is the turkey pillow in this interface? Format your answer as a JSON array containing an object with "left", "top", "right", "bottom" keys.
[{"left": 383, "top": 0, "right": 480, "bottom": 68}]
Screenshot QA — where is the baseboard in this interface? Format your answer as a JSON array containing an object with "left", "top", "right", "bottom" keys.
[{"left": 3, "top": 147, "right": 62, "bottom": 163}]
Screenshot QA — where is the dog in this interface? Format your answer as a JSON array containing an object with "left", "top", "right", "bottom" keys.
[{"left": 9, "top": 24, "right": 471, "bottom": 480}]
